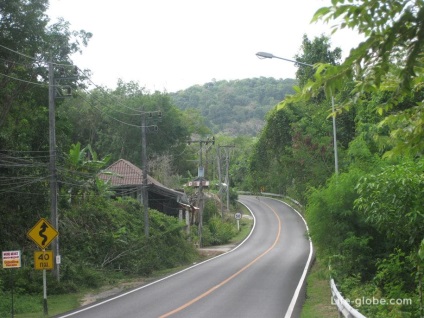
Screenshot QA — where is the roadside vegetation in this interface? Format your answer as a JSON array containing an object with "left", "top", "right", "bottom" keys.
[
  {"left": 301, "top": 259, "right": 339, "bottom": 318},
  {"left": 1, "top": 0, "right": 424, "bottom": 317},
  {"left": 0, "top": 195, "right": 249, "bottom": 317},
  {"left": 243, "top": 1, "right": 424, "bottom": 316}
]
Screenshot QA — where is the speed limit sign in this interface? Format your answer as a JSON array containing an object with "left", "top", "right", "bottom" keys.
[
  {"left": 234, "top": 212, "right": 242, "bottom": 220},
  {"left": 34, "top": 250, "right": 54, "bottom": 270}
]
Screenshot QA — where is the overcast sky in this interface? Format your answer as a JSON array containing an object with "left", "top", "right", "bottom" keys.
[{"left": 47, "top": 0, "right": 362, "bottom": 93}]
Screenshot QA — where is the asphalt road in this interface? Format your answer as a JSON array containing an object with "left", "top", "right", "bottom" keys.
[{"left": 57, "top": 195, "right": 313, "bottom": 318}]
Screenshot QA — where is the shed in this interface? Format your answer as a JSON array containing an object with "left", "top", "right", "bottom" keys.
[{"left": 98, "top": 159, "right": 188, "bottom": 216}]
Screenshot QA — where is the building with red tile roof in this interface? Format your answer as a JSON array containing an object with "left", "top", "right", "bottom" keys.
[{"left": 98, "top": 159, "right": 188, "bottom": 216}]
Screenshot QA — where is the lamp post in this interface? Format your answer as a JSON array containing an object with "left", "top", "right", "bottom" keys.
[{"left": 256, "top": 51, "right": 339, "bottom": 175}]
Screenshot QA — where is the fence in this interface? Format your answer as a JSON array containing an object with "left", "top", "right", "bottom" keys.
[
  {"left": 330, "top": 279, "right": 367, "bottom": 318},
  {"left": 237, "top": 191, "right": 303, "bottom": 208}
]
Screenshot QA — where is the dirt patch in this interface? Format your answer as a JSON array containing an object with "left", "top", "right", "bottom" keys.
[
  {"left": 198, "top": 249, "right": 226, "bottom": 259},
  {"left": 80, "top": 279, "right": 147, "bottom": 306},
  {"left": 80, "top": 245, "right": 235, "bottom": 307}
]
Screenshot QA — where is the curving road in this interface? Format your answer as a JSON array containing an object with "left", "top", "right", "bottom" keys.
[{"left": 57, "top": 195, "right": 313, "bottom": 318}]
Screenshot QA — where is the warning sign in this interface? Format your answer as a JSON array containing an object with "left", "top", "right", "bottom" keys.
[
  {"left": 27, "top": 218, "right": 58, "bottom": 249},
  {"left": 2, "top": 250, "right": 21, "bottom": 269}
]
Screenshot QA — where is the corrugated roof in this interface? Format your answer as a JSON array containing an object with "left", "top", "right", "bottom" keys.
[{"left": 98, "top": 159, "right": 164, "bottom": 187}]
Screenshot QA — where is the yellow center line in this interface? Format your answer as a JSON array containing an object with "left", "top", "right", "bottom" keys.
[{"left": 159, "top": 201, "right": 281, "bottom": 318}]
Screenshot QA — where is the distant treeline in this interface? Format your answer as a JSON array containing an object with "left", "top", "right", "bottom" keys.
[{"left": 170, "top": 77, "right": 296, "bottom": 136}]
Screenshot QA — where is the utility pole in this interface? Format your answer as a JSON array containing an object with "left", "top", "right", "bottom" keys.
[
  {"left": 141, "top": 113, "right": 149, "bottom": 237},
  {"left": 48, "top": 60, "right": 59, "bottom": 282},
  {"left": 140, "top": 110, "right": 161, "bottom": 238},
  {"left": 216, "top": 147, "right": 224, "bottom": 217},
  {"left": 49, "top": 62, "right": 78, "bottom": 281},
  {"left": 187, "top": 136, "right": 214, "bottom": 247},
  {"left": 218, "top": 145, "right": 235, "bottom": 212}
]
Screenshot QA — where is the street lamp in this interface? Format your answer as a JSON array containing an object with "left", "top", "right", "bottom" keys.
[{"left": 256, "top": 51, "right": 339, "bottom": 175}]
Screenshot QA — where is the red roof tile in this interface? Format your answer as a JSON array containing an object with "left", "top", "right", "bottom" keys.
[{"left": 98, "top": 159, "right": 164, "bottom": 187}]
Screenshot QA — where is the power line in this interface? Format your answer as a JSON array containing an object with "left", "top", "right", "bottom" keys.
[
  {"left": 75, "top": 66, "right": 144, "bottom": 114},
  {"left": 73, "top": 90, "right": 142, "bottom": 128},
  {"left": 0, "top": 175, "right": 51, "bottom": 194},
  {"left": 0, "top": 44, "right": 150, "bottom": 122},
  {"left": 0, "top": 71, "right": 47, "bottom": 87},
  {"left": 0, "top": 44, "right": 38, "bottom": 61},
  {"left": 0, "top": 43, "right": 76, "bottom": 69},
  {"left": 78, "top": 87, "right": 141, "bottom": 117}
]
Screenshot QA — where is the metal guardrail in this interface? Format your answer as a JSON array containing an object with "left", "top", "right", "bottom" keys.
[
  {"left": 237, "top": 191, "right": 303, "bottom": 208},
  {"left": 330, "top": 279, "right": 367, "bottom": 318}
]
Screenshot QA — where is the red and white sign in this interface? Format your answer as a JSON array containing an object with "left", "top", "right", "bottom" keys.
[{"left": 2, "top": 250, "right": 21, "bottom": 269}]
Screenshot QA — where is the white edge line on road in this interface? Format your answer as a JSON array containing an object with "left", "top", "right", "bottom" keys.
[
  {"left": 58, "top": 203, "right": 256, "bottom": 318},
  {"left": 268, "top": 198, "right": 314, "bottom": 318}
]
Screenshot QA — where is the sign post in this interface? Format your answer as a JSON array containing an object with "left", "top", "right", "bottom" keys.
[
  {"left": 234, "top": 212, "right": 242, "bottom": 232},
  {"left": 27, "top": 218, "right": 58, "bottom": 316},
  {"left": 2, "top": 250, "right": 21, "bottom": 318}
]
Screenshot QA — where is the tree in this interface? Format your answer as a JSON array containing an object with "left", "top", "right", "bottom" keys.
[
  {"left": 355, "top": 159, "right": 424, "bottom": 251},
  {"left": 0, "top": 0, "right": 92, "bottom": 251},
  {"left": 0, "top": 0, "right": 92, "bottom": 128},
  {"left": 60, "top": 142, "right": 111, "bottom": 205},
  {"left": 170, "top": 78, "right": 296, "bottom": 136},
  {"left": 294, "top": 34, "right": 342, "bottom": 88},
  {"left": 309, "top": 0, "right": 424, "bottom": 157},
  {"left": 248, "top": 34, "right": 347, "bottom": 201}
]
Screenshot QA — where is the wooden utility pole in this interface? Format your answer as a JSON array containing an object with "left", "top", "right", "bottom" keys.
[
  {"left": 216, "top": 147, "right": 223, "bottom": 217},
  {"left": 141, "top": 113, "right": 149, "bottom": 237},
  {"left": 140, "top": 110, "right": 161, "bottom": 237},
  {"left": 218, "top": 145, "right": 235, "bottom": 212},
  {"left": 48, "top": 60, "right": 59, "bottom": 282},
  {"left": 188, "top": 137, "right": 214, "bottom": 247},
  {"left": 48, "top": 62, "right": 78, "bottom": 281}
]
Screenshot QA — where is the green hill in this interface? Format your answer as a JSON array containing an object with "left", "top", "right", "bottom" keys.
[{"left": 170, "top": 77, "right": 296, "bottom": 136}]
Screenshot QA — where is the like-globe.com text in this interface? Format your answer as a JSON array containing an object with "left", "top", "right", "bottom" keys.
[{"left": 332, "top": 296, "right": 412, "bottom": 307}]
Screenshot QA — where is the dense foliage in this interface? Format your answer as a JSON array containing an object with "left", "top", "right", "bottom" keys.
[
  {"left": 170, "top": 77, "right": 296, "bottom": 136},
  {"left": 247, "top": 0, "right": 424, "bottom": 316},
  {"left": 0, "top": 0, "right": 225, "bottom": 310},
  {"left": 2, "top": 0, "right": 424, "bottom": 317}
]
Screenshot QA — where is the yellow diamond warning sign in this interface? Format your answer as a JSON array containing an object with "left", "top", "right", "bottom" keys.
[{"left": 27, "top": 218, "right": 58, "bottom": 249}]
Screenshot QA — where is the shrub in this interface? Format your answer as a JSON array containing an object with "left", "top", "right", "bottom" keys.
[{"left": 202, "top": 217, "right": 236, "bottom": 246}]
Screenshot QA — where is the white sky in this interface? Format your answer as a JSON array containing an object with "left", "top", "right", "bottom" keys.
[{"left": 47, "top": 0, "right": 362, "bottom": 93}]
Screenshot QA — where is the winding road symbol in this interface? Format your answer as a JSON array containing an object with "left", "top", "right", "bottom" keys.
[
  {"left": 27, "top": 218, "right": 58, "bottom": 249},
  {"left": 39, "top": 222, "right": 48, "bottom": 246}
]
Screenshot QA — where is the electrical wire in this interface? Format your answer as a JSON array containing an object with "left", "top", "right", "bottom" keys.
[
  {"left": 0, "top": 44, "right": 153, "bottom": 123},
  {"left": 0, "top": 44, "right": 38, "bottom": 61},
  {"left": 73, "top": 90, "right": 142, "bottom": 128},
  {"left": 0, "top": 175, "right": 51, "bottom": 194},
  {"left": 78, "top": 87, "right": 142, "bottom": 117},
  {"left": 75, "top": 66, "right": 145, "bottom": 114},
  {"left": 0, "top": 71, "right": 47, "bottom": 87},
  {"left": 0, "top": 43, "right": 75, "bottom": 69}
]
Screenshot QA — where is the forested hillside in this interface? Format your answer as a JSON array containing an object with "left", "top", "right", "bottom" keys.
[
  {"left": 2, "top": 0, "right": 424, "bottom": 317},
  {"left": 170, "top": 77, "right": 296, "bottom": 136},
  {"left": 0, "top": 2, "right": 205, "bottom": 313},
  {"left": 245, "top": 1, "right": 424, "bottom": 316}
]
